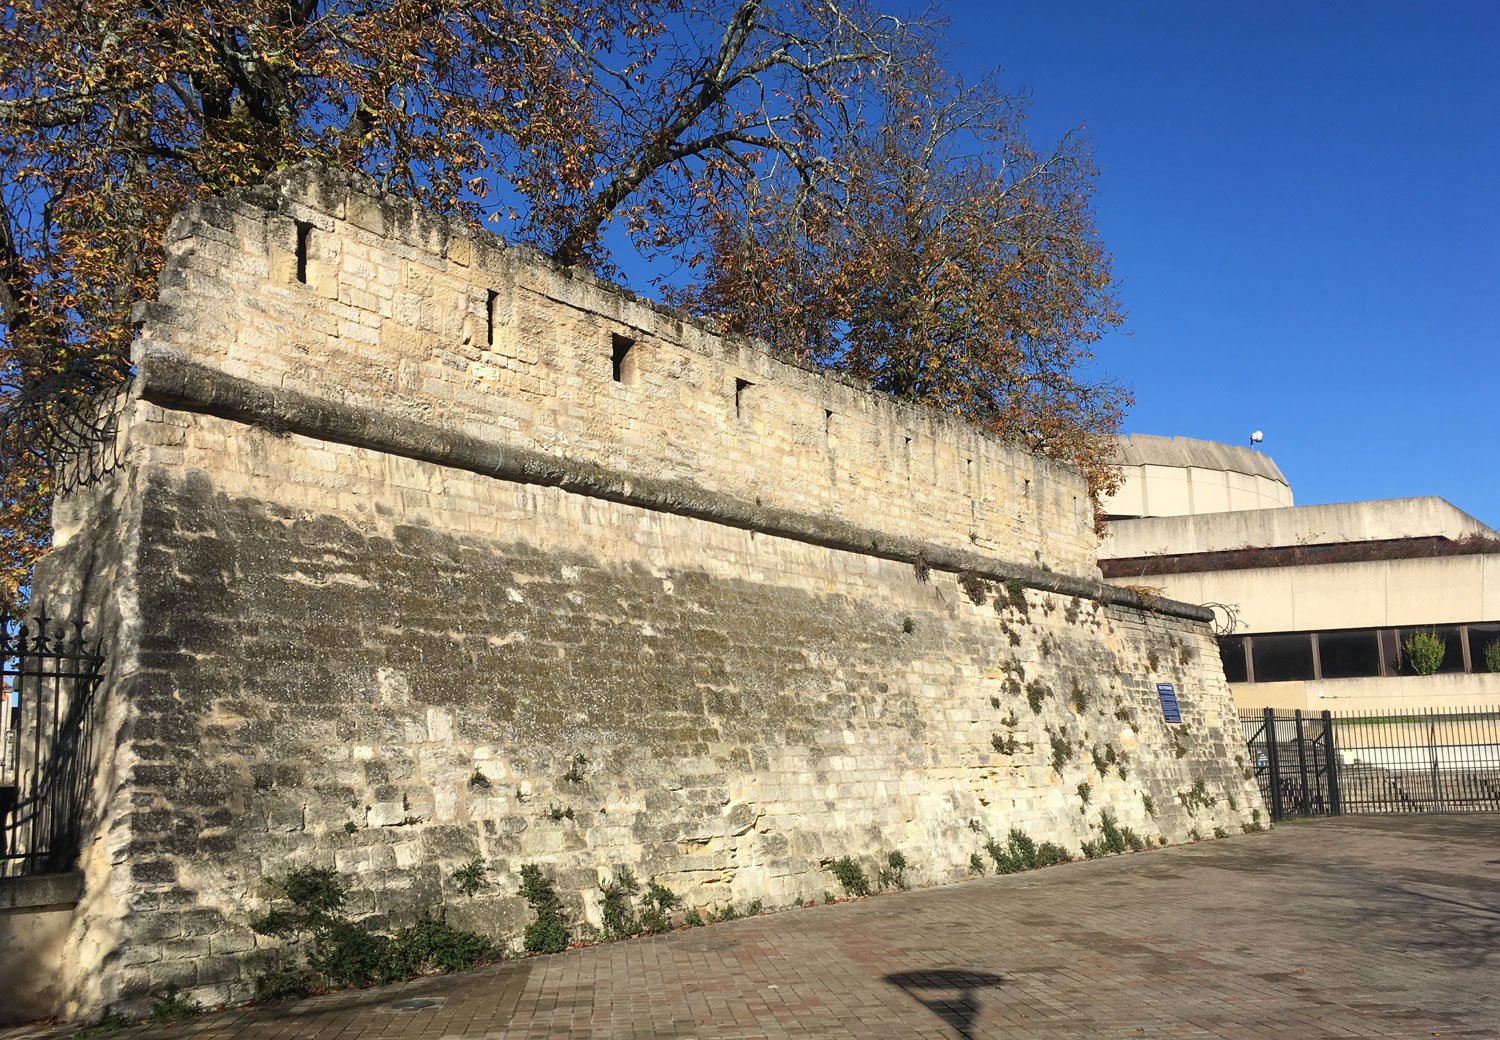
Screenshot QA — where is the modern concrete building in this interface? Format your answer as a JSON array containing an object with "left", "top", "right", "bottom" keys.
[
  {"left": 1098, "top": 434, "right": 1500, "bottom": 712},
  {"left": 1103, "top": 432, "right": 1294, "bottom": 519}
]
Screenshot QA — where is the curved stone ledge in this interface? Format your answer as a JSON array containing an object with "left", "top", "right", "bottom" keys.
[{"left": 136, "top": 351, "right": 1213, "bottom": 625}]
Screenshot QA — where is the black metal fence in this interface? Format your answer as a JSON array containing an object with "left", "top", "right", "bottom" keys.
[
  {"left": 1240, "top": 706, "right": 1500, "bottom": 820},
  {"left": 1, "top": 613, "right": 106, "bottom": 876}
]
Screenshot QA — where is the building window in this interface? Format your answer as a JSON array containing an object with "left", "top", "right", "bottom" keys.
[
  {"left": 1217, "top": 636, "right": 1248, "bottom": 683},
  {"left": 1249, "top": 633, "right": 1315, "bottom": 683},
  {"left": 1316, "top": 629, "right": 1381, "bottom": 679},
  {"left": 1470, "top": 623, "right": 1500, "bottom": 672},
  {"left": 1221, "top": 621, "right": 1500, "bottom": 682}
]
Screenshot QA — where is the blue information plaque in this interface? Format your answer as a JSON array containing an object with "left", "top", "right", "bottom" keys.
[{"left": 1156, "top": 682, "right": 1182, "bottom": 723}]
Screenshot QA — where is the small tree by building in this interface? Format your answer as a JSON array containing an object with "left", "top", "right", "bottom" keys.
[{"left": 1402, "top": 630, "right": 1446, "bottom": 676}]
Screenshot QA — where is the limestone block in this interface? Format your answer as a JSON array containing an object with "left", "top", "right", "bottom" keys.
[{"left": 368, "top": 803, "right": 407, "bottom": 828}]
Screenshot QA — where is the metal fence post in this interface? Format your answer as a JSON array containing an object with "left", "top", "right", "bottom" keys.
[
  {"left": 1264, "top": 707, "right": 1284, "bottom": 822},
  {"left": 1294, "top": 710, "right": 1312, "bottom": 816},
  {"left": 1322, "top": 710, "right": 1342, "bottom": 816},
  {"left": 1428, "top": 713, "right": 1445, "bottom": 814}
]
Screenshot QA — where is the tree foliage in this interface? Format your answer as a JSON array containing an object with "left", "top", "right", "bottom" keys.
[
  {"left": 673, "top": 51, "right": 1130, "bottom": 521},
  {"left": 0, "top": 1, "right": 1129, "bottom": 609}
]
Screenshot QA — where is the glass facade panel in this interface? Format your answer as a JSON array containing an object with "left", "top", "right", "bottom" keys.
[
  {"left": 1433, "top": 625, "right": 1465, "bottom": 673},
  {"left": 1469, "top": 623, "right": 1500, "bottom": 673},
  {"left": 1317, "top": 629, "right": 1381, "bottom": 679},
  {"left": 1217, "top": 636, "right": 1248, "bottom": 683},
  {"left": 1251, "top": 633, "right": 1315, "bottom": 683}
]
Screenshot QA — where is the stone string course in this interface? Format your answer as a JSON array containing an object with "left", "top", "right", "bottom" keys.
[{"left": 23, "top": 165, "right": 1263, "bottom": 1022}]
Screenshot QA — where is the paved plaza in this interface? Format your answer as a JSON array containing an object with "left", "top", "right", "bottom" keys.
[{"left": 11, "top": 815, "right": 1500, "bottom": 1039}]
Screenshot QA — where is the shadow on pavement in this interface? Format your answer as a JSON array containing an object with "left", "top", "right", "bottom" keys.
[{"left": 883, "top": 969, "right": 1003, "bottom": 1040}]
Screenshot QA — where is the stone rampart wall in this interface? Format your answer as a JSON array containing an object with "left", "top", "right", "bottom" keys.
[{"left": 22, "top": 166, "right": 1263, "bottom": 1021}]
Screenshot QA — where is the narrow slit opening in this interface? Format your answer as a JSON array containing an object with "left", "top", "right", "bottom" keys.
[
  {"left": 487, "top": 290, "right": 499, "bottom": 347},
  {"left": 735, "top": 378, "right": 752, "bottom": 419},
  {"left": 611, "top": 333, "right": 637, "bottom": 383},
  {"left": 294, "top": 221, "right": 312, "bottom": 284}
]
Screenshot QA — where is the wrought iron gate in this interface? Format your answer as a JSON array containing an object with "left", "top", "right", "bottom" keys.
[
  {"left": 1241, "top": 706, "right": 1500, "bottom": 821},
  {"left": 1242, "top": 709, "right": 1342, "bottom": 821},
  {"left": 1, "top": 612, "right": 106, "bottom": 876}
]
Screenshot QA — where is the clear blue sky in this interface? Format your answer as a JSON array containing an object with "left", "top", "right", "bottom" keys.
[{"left": 935, "top": 0, "right": 1500, "bottom": 524}]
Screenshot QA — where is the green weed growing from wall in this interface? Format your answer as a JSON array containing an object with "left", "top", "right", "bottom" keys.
[
  {"left": 251, "top": 867, "right": 494, "bottom": 994},
  {"left": 639, "top": 878, "right": 682, "bottom": 933},
  {"left": 1004, "top": 579, "right": 1029, "bottom": 616},
  {"left": 148, "top": 985, "right": 200, "bottom": 1023},
  {"left": 958, "top": 570, "right": 989, "bottom": 605},
  {"left": 451, "top": 858, "right": 488, "bottom": 897},
  {"left": 1050, "top": 734, "right": 1073, "bottom": 771},
  {"left": 1070, "top": 683, "right": 1090, "bottom": 712},
  {"left": 984, "top": 828, "right": 1071, "bottom": 873},
  {"left": 1027, "top": 680, "right": 1050, "bottom": 713},
  {"left": 599, "top": 869, "right": 641, "bottom": 938},
  {"left": 828, "top": 856, "right": 871, "bottom": 897},
  {"left": 595, "top": 869, "right": 683, "bottom": 937},
  {"left": 520, "top": 865, "right": 569, "bottom": 953},
  {"left": 1177, "top": 778, "right": 1217, "bottom": 813},
  {"left": 876, "top": 850, "right": 911, "bottom": 890}
]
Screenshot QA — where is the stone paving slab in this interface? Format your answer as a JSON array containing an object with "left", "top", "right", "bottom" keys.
[{"left": 10, "top": 815, "right": 1500, "bottom": 1039}]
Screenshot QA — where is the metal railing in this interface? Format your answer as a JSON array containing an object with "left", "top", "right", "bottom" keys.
[
  {"left": 1, "top": 612, "right": 106, "bottom": 876},
  {"left": 1240, "top": 706, "right": 1500, "bottom": 821},
  {"left": 0, "top": 369, "right": 130, "bottom": 494}
]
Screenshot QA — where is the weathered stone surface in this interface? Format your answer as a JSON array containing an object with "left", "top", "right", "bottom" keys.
[
  {"left": 19, "top": 165, "right": 1263, "bottom": 1023},
  {"left": 0, "top": 871, "right": 83, "bottom": 911}
]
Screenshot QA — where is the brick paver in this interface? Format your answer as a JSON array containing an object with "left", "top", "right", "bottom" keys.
[{"left": 12, "top": 816, "right": 1500, "bottom": 1039}]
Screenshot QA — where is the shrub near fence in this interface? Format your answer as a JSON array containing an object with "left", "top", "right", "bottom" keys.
[{"left": 1241, "top": 706, "right": 1500, "bottom": 820}]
